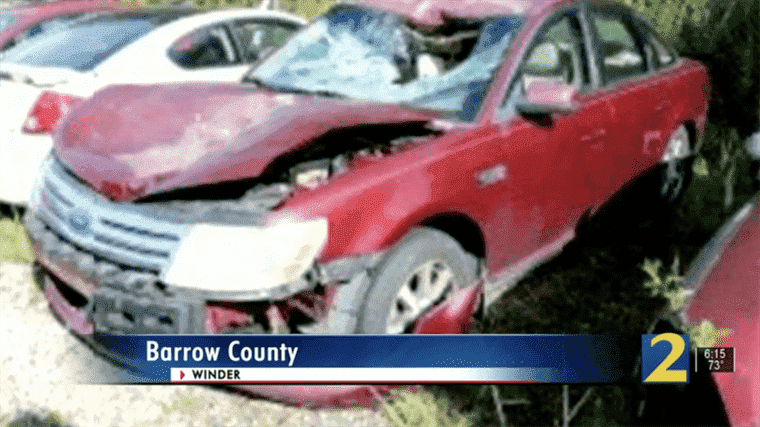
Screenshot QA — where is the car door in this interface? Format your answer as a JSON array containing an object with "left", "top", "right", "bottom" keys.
[
  {"left": 486, "top": 9, "right": 613, "bottom": 272},
  {"left": 636, "top": 21, "right": 681, "bottom": 167},
  {"left": 584, "top": 6, "right": 676, "bottom": 196}
]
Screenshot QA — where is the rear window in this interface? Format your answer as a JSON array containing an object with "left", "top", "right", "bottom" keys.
[
  {"left": 1, "top": 13, "right": 93, "bottom": 52},
  {"left": 1, "top": 16, "right": 159, "bottom": 71}
]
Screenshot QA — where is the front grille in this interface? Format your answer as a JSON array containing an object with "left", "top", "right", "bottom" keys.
[
  {"left": 100, "top": 218, "right": 180, "bottom": 241},
  {"left": 44, "top": 179, "right": 73, "bottom": 207},
  {"left": 32, "top": 159, "right": 190, "bottom": 274},
  {"left": 92, "top": 233, "right": 171, "bottom": 259},
  {"left": 35, "top": 217, "right": 156, "bottom": 276}
]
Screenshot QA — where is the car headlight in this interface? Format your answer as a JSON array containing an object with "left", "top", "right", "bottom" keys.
[{"left": 163, "top": 217, "right": 328, "bottom": 293}]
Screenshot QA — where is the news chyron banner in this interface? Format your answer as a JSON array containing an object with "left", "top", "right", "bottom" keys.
[{"left": 86, "top": 334, "right": 703, "bottom": 384}]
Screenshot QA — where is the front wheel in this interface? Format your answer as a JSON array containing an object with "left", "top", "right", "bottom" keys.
[{"left": 356, "top": 228, "right": 478, "bottom": 334}]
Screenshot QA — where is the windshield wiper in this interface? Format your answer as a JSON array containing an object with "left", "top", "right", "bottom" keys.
[
  {"left": 243, "top": 76, "right": 346, "bottom": 99},
  {"left": 282, "top": 86, "right": 346, "bottom": 99},
  {"left": 242, "top": 76, "right": 279, "bottom": 91}
]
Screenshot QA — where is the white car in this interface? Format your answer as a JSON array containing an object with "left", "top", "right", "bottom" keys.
[{"left": 0, "top": 7, "right": 306, "bottom": 206}]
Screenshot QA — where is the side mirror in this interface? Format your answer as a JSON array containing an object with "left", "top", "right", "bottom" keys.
[{"left": 516, "top": 81, "right": 577, "bottom": 116}]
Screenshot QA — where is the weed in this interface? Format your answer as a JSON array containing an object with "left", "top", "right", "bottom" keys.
[
  {"left": 640, "top": 258, "right": 689, "bottom": 311},
  {"left": 382, "top": 389, "right": 472, "bottom": 427},
  {"left": 3, "top": 411, "right": 69, "bottom": 427},
  {"left": 0, "top": 217, "right": 34, "bottom": 264},
  {"left": 639, "top": 257, "right": 732, "bottom": 347}
]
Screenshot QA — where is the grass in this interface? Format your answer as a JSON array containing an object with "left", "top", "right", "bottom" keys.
[
  {"left": 126, "top": 0, "right": 337, "bottom": 21},
  {"left": 0, "top": 216, "right": 34, "bottom": 264},
  {"left": 1, "top": 411, "right": 69, "bottom": 427}
]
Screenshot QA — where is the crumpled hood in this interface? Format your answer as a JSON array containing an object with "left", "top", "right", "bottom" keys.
[{"left": 54, "top": 82, "right": 439, "bottom": 201}]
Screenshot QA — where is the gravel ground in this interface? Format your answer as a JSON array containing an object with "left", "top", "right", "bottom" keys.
[{"left": 0, "top": 262, "right": 391, "bottom": 427}]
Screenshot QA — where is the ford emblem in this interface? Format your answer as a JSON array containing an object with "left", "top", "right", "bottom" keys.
[{"left": 68, "top": 212, "right": 92, "bottom": 234}]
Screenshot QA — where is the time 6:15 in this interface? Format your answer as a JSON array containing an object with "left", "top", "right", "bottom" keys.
[{"left": 704, "top": 348, "right": 728, "bottom": 359}]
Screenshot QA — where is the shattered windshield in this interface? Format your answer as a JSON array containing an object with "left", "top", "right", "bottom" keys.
[{"left": 246, "top": 5, "right": 525, "bottom": 121}]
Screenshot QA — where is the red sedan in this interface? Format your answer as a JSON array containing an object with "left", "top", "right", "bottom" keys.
[
  {"left": 25, "top": 0, "right": 710, "bottom": 407},
  {"left": 1, "top": 0, "right": 130, "bottom": 52}
]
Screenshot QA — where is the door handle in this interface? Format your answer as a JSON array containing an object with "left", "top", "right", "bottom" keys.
[
  {"left": 581, "top": 128, "right": 606, "bottom": 143},
  {"left": 476, "top": 164, "right": 508, "bottom": 187}
]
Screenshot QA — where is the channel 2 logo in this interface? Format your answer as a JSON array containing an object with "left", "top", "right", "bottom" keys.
[{"left": 641, "top": 333, "right": 690, "bottom": 384}]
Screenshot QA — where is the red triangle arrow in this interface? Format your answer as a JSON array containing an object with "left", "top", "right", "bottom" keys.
[{"left": 180, "top": 370, "right": 185, "bottom": 379}]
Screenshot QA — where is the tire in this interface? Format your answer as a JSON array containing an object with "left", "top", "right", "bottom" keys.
[
  {"left": 659, "top": 126, "right": 693, "bottom": 203},
  {"left": 356, "top": 227, "right": 478, "bottom": 334}
]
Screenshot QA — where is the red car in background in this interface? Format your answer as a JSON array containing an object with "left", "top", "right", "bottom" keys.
[
  {"left": 0, "top": 0, "right": 131, "bottom": 52},
  {"left": 680, "top": 195, "right": 759, "bottom": 427},
  {"left": 25, "top": 0, "right": 711, "bottom": 407}
]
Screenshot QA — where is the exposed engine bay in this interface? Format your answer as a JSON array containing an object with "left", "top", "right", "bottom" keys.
[
  {"left": 132, "top": 122, "right": 439, "bottom": 225},
  {"left": 269, "top": 122, "right": 438, "bottom": 188}
]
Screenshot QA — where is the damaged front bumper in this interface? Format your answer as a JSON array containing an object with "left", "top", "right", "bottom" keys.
[
  {"left": 32, "top": 239, "right": 482, "bottom": 409},
  {"left": 29, "top": 222, "right": 482, "bottom": 408},
  {"left": 39, "top": 265, "right": 416, "bottom": 409}
]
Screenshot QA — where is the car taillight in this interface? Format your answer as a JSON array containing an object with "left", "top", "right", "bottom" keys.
[{"left": 22, "top": 91, "right": 83, "bottom": 135}]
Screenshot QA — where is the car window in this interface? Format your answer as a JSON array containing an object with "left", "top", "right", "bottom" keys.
[
  {"left": 645, "top": 31, "right": 676, "bottom": 69},
  {"left": 1, "top": 16, "right": 159, "bottom": 71},
  {"left": 590, "top": 14, "right": 646, "bottom": 85},
  {"left": 231, "top": 20, "right": 297, "bottom": 63},
  {"left": 500, "top": 13, "right": 588, "bottom": 117},
  {"left": 168, "top": 25, "right": 238, "bottom": 68}
]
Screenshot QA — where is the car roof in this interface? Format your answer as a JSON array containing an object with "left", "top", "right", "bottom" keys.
[
  {"left": 69, "top": 7, "right": 201, "bottom": 25},
  {"left": 156, "top": 7, "right": 308, "bottom": 27},
  {"left": 345, "top": 0, "right": 585, "bottom": 24},
  {"left": 117, "top": 7, "right": 307, "bottom": 48}
]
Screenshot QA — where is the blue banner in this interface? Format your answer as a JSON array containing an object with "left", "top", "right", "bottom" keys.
[{"left": 89, "top": 334, "right": 645, "bottom": 384}]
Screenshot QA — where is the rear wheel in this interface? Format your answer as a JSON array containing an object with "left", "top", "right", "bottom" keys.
[
  {"left": 659, "top": 125, "right": 692, "bottom": 203},
  {"left": 356, "top": 228, "right": 478, "bottom": 334}
]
